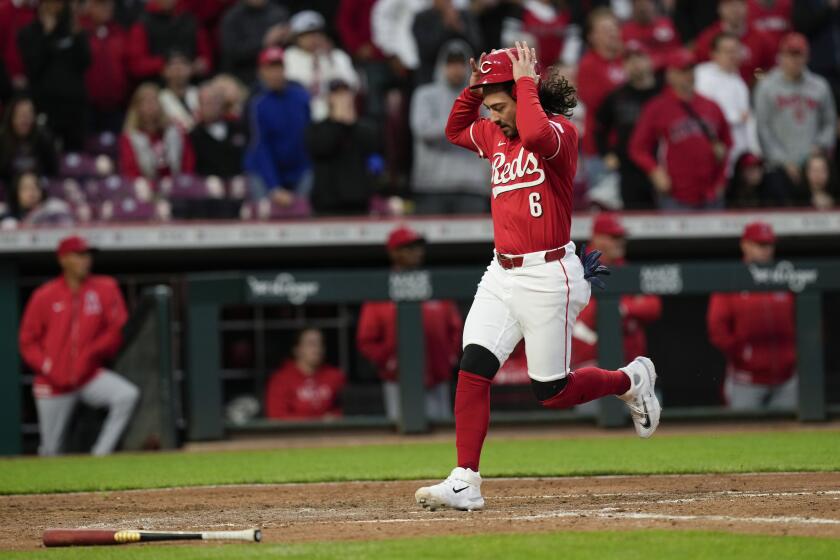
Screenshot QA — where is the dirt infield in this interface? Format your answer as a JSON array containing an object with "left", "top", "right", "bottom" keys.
[{"left": 2, "top": 472, "right": 838, "bottom": 550}]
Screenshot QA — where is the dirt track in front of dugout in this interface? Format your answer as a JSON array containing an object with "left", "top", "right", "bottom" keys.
[{"left": 2, "top": 472, "right": 839, "bottom": 551}]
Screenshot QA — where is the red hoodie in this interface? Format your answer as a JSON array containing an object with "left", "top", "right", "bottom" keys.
[
  {"left": 707, "top": 291, "right": 795, "bottom": 386},
  {"left": 621, "top": 16, "right": 682, "bottom": 70},
  {"left": 0, "top": 0, "right": 36, "bottom": 83},
  {"left": 357, "top": 300, "right": 462, "bottom": 387},
  {"left": 747, "top": 0, "right": 792, "bottom": 49},
  {"left": 629, "top": 87, "right": 732, "bottom": 205},
  {"left": 80, "top": 19, "right": 130, "bottom": 111},
  {"left": 577, "top": 49, "right": 626, "bottom": 155},
  {"left": 572, "top": 293, "right": 662, "bottom": 368},
  {"left": 19, "top": 275, "right": 127, "bottom": 397},
  {"left": 264, "top": 360, "right": 346, "bottom": 420},
  {"left": 693, "top": 21, "right": 775, "bottom": 86}
]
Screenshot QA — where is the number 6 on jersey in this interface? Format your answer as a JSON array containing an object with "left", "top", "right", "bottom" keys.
[{"left": 529, "top": 192, "right": 543, "bottom": 217}]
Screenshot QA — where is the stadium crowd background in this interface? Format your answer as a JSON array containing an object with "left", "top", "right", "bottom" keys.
[{"left": 1, "top": 0, "right": 839, "bottom": 227}]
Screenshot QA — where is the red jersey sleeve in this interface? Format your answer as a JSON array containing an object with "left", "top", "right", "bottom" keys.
[
  {"left": 86, "top": 278, "right": 128, "bottom": 363},
  {"left": 514, "top": 77, "right": 575, "bottom": 161},
  {"left": 629, "top": 101, "right": 660, "bottom": 174},
  {"left": 445, "top": 87, "right": 494, "bottom": 159},
  {"left": 707, "top": 293, "right": 738, "bottom": 356},
  {"left": 126, "top": 23, "right": 164, "bottom": 79},
  {"left": 18, "top": 288, "right": 48, "bottom": 374}
]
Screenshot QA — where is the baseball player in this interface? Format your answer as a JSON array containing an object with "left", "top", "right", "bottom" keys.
[
  {"left": 18, "top": 235, "right": 140, "bottom": 456},
  {"left": 415, "top": 42, "right": 661, "bottom": 512}
]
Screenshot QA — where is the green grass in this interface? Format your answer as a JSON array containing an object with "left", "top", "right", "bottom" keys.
[
  {"left": 2, "top": 531, "right": 839, "bottom": 560},
  {"left": 1, "top": 431, "right": 838, "bottom": 495}
]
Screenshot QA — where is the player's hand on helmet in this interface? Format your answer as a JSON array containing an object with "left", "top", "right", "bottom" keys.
[
  {"left": 576, "top": 243, "right": 611, "bottom": 290},
  {"left": 505, "top": 41, "right": 538, "bottom": 82},
  {"left": 468, "top": 52, "right": 487, "bottom": 88}
]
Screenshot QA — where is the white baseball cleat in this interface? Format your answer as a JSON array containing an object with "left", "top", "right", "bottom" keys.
[
  {"left": 415, "top": 467, "right": 485, "bottom": 511},
  {"left": 618, "top": 356, "right": 661, "bottom": 439}
]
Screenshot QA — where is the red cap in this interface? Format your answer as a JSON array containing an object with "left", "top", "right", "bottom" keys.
[
  {"left": 780, "top": 32, "right": 809, "bottom": 55},
  {"left": 592, "top": 213, "right": 627, "bottom": 237},
  {"left": 666, "top": 49, "right": 695, "bottom": 71},
  {"left": 740, "top": 152, "right": 762, "bottom": 167},
  {"left": 56, "top": 235, "right": 93, "bottom": 257},
  {"left": 387, "top": 226, "right": 424, "bottom": 251},
  {"left": 470, "top": 49, "right": 517, "bottom": 89},
  {"left": 742, "top": 221, "right": 776, "bottom": 244},
  {"left": 258, "top": 46, "right": 285, "bottom": 66}
]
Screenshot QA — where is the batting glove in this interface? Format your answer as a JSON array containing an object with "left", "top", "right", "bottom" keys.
[{"left": 576, "top": 243, "right": 610, "bottom": 290}]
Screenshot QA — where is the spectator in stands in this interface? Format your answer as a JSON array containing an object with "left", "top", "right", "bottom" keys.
[
  {"left": 578, "top": 8, "right": 626, "bottom": 191},
  {"left": 672, "top": 0, "right": 718, "bottom": 44},
  {"left": 338, "top": 0, "right": 394, "bottom": 120},
  {"left": 283, "top": 10, "right": 360, "bottom": 122},
  {"left": 748, "top": 0, "right": 792, "bottom": 49},
  {"left": 0, "top": 0, "right": 37, "bottom": 89},
  {"left": 0, "top": 60, "right": 12, "bottom": 116},
  {"left": 371, "top": 0, "right": 428, "bottom": 77},
  {"left": 695, "top": 32, "right": 759, "bottom": 174},
  {"left": 630, "top": 49, "right": 732, "bottom": 210},
  {"left": 694, "top": 0, "right": 775, "bottom": 86},
  {"left": 127, "top": 0, "right": 211, "bottom": 82},
  {"left": 754, "top": 33, "right": 837, "bottom": 205},
  {"left": 0, "top": 96, "right": 59, "bottom": 185},
  {"left": 159, "top": 51, "right": 200, "bottom": 131},
  {"left": 190, "top": 82, "right": 247, "bottom": 180},
  {"left": 1, "top": 171, "right": 74, "bottom": 228},
  {"left": 178, "top": 0, "right": 237, "bottom": 59},
  {"left": 220, "top": 0, "right": 289, "bottom": 87},
  {"left": 357, "top": 226, "right": 463, "bottom": 423},
  {"left": 243, "top": 47, "right": 311, "bottom": 206},
  {"left": 81, "top": 0, "right": 130, "bottom": 134},
  {"left": 726, "top": 152, "right": 768, "bottom": 208},
  {"left": 621, "top": 0, "right": 681, "bottom": 71},
  {"left": 801, "top": 153, "right": 837, "bottom": 209},
  {"left": 18, "top": 0, "right": 91, "bottom": 151},
  {"left": 212, "top": 74, "right": 248, "bottom": 119},
  {"left": 411, "top": 0, "right": 481, "bottom": 85},
  {"left": 596, "top": 44, "right": 661, "bottom": 210},
  {"left": 521, "top": 0, "right": 572, "bottom": 69},
  {"left": 411, "top": 42, "right": 489, "bottom": 214},
  {"left": 306, "top": 80, "right": 380, "bottom": 215},
  {"left": 793, "top": 0, "right": 840, "bottom": 104},
  {"left": 119, "top": 83, "right": 196, "bottom": 180},
  {"left": 264, "top": 328, "right": 346, "bottom": 420},
  {"left": 707, "top": 221, "right": 796, "bottom": 411},
  {"left": 18, "top": 235, "right": 140, "bottom": 455},
  {"left": 571, "top": 213, "right": 661, "bottom": 370}
]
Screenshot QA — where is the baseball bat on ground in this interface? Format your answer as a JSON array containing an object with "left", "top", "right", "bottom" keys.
[{"left": 42, "top": 528, "right": 261, "bottom": 547}]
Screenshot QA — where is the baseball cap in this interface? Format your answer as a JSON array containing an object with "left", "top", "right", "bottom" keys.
[
  {"left": 742, "top": 221, "right": 776, "bottom": 244},
  {"left": 666, "top": 49, "right": 695, "bottom": 71},
  {"left": 740, "top": 152, "right": 762, "bottom": 168},
  {"left": 258, "top": 46, "right": 284, "bottom": 66},
  {"left": 56, "top": 235, "right": 95, "bottom": 257},
  {"left": 780, "top": 32, "right": 809, "bottom": 56},
  {"left": 592, "top": 213, "right": 627, "bottom": 237},
  {"left": 290, "top": 10, "right": 325, "bottom": 37},
  {"left": 387, "top": 226, "right": 424, "bottom": 251}
]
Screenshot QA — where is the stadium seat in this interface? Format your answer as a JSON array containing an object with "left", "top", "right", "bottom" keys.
[
  {"left": 239, "top": 197, "right": 312, "bottom": 220},
  {"left": 100, "top": 197, "right": 170, "bottom": 222}
]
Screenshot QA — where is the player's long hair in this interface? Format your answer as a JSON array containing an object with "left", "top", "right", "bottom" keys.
[{"left": 538, "top": 65, "right": 577, "bottom": 118}]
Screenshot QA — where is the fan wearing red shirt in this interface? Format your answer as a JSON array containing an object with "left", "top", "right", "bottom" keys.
[
  {"left": 748, "top": 0, "right": 792, "bottom": 49},
  {"left": 18, "top": 236, "right": 140, "bottom": 456},
  {"left": 522, "top": 0, "right": 572, "bottom": 68},
  {"left": 571, "top": 213, "right": 662, "bottom": 370},
  {"left": 630, "top": 49, "right": 733, "bottom": 210},
  {"left": 694, "top": 0, "right": 776, "bottom": 86},
  {"left": 707, "top": 222, "right": 796, "bottom": 410},
  {"left": 414, "top": 43, "right": 661, "bottom": 513},
  {"left": 357, "top": 226, "right": 463, "bottom": 423},
  {"left": 621, "top": 0, "right": 682, "bottom": 71},
  {"left": 264, "top": 328, "right": 346, "bottom": 420}
]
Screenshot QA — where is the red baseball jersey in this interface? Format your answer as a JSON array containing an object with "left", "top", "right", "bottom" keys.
[{"left": 446, "top": 77, "right": 579, "bottom": 255}]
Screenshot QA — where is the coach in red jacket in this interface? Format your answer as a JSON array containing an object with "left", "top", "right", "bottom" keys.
[
  {"left": 630, "top": 49, "right": 732, "bottom": 210},
  {"left": 264, "top": 328, "right": 346, "bottom": 420},
  {"left": 18, "top": 236, "right": 139, "bottom": 456},
  {"left": 571, "top": 213, "right": 662, "bottom": 370},
  {"left": 357, "top": 226, "right": 463, "bottom": 422},
  {"left": 707, "top": 222, "right": 796, "bottom": 410}
]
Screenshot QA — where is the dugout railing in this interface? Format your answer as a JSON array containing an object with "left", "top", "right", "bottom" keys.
[{"left": 182, "top": 260, "right": 838, "bottom": 441}]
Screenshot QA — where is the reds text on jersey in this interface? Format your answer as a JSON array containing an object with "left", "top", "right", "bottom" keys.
[{"left": 445, "top": 77, "right": 578, "bottom": 255}]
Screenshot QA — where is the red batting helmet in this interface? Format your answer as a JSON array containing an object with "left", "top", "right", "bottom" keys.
[{"left": 470, "top": 49, "right": 517, "bottom": 90}]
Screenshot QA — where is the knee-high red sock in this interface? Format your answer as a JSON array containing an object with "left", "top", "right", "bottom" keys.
[
  {"left": 540, "top": 367, "right": 631, "bottom": 409},
  {"left": 455, "top": 371, "right": 491, "bottom": 472}
]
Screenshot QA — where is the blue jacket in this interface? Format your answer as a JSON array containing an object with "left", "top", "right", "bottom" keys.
[{"left": 244, "top": 83, "right": 311, "bottom": 191}]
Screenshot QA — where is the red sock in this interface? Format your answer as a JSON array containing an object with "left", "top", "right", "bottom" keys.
[
  {"left": 540, "top": 367, "right": 631, "bottom": 409},
  {"left": 455, "top": 371, "right": 491, "bottom": 472}
]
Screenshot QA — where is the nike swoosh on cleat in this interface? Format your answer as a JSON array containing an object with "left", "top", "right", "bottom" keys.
[
  {"left": 452, "top": 486, "right": 470, "bottom": 494},
  {"left": 640, "top": 402, "right": 652, "bottom": 429}
]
